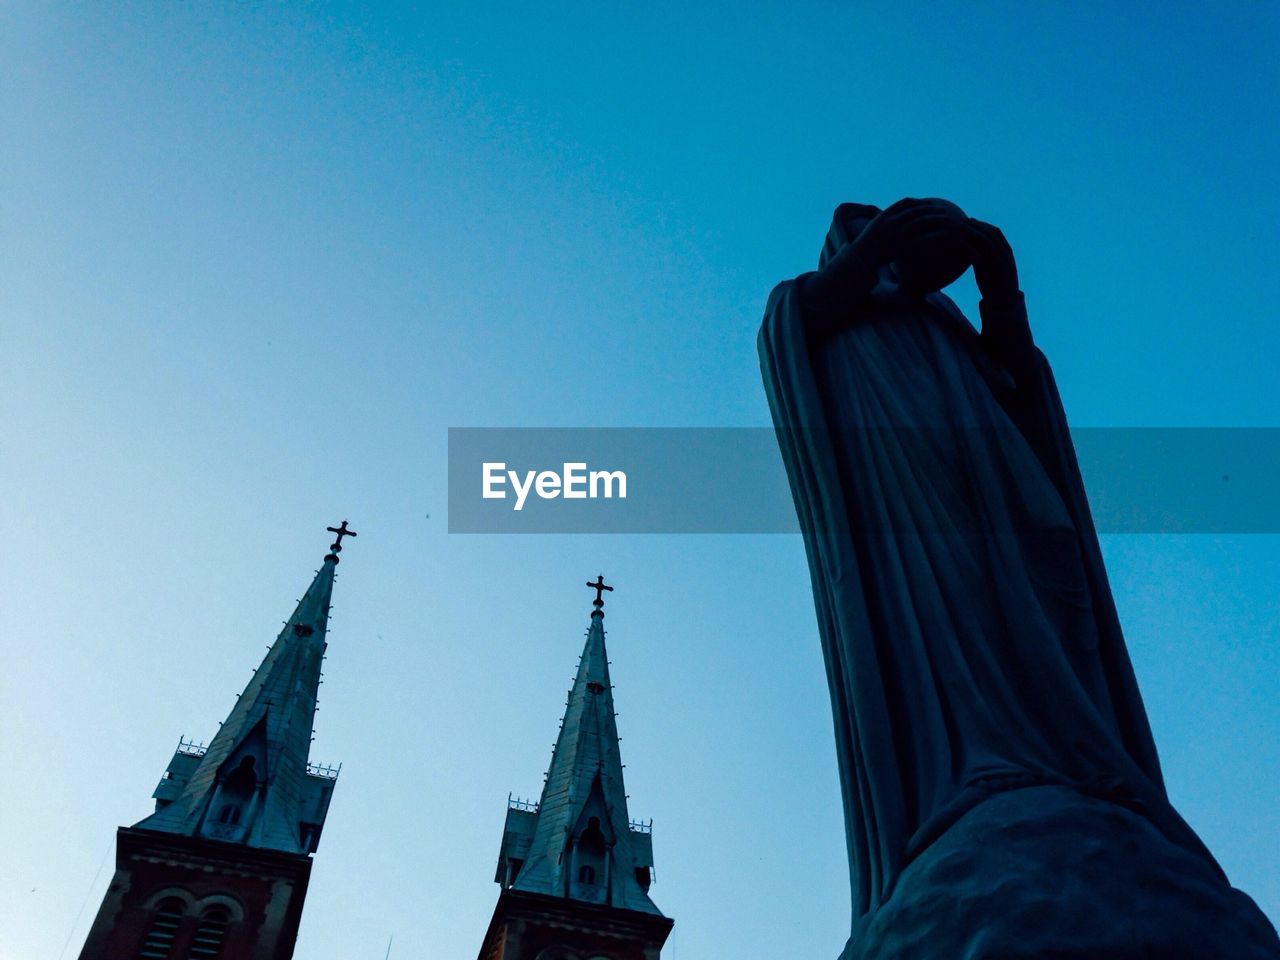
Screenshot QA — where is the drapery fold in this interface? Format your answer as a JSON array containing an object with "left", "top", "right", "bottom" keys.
[{"left": 759, "top": 258, "right": 1220, "bottom": 921}]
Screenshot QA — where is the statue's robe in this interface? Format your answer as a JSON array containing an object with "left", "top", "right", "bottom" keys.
[{"left": 758, "top": 217, "right": 1221, "bottom": 928}]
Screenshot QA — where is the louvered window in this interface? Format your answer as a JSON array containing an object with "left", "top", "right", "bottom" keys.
[
  {"left": 137, "top": 897, "right": 185, "bottom": 959},
  {"left": 186, "top": 905, "right": 230, "bottom": 959}
]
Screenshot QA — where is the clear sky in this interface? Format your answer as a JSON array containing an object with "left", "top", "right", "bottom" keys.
[{"left": 2, "top": 3, "right": 1277, "bottom": 958}]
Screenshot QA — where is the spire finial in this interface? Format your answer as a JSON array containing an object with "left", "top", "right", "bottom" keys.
[
  {"left": 325, "top": 520, "right": 358, "bottom": 563},
  {"left": 586, "top": 574, "right": 613, "bottom": 617}
]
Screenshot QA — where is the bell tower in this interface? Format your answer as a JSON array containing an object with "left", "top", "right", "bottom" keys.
[
  {"left": 478, "top": 577, "right": 674, "bottom": 960},
  {"left": 77, "top": 524, "right": 357, "bottom": 960}
]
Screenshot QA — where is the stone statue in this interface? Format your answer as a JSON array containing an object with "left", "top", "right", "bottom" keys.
[{"left": 758, "top": 198, "right": 1279, "bottom": 958}]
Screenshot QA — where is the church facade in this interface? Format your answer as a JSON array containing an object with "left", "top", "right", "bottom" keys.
[{"left": 77, "top": 530, "right": 672, "bottom": 960}]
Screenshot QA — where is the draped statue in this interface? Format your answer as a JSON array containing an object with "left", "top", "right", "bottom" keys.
[{"left": 759, "top": 199, "right": 1280, "bottom": 958}]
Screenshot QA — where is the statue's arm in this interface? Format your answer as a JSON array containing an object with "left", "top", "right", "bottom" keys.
[
  {"left": 790, "top": 199, "right": 962, "bottom": 341},
  {"left": 966, "top": 219, "right": 1040, "bottom": 376},
  {"left": 982, "top": 292, "right": 1074, "bottom": 499},
  {"left": 979, "top": 292, "right": 1037, "bottom": 376}
]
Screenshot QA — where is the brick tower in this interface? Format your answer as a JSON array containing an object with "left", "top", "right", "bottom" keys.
[
  {"left": 478, "top": 577, "right": 674, "bottom": 960},
  {"left": 77, "top": 524, "right": 357, "bottom": 960}
]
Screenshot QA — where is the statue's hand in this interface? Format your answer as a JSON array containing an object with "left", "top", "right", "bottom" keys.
[
  {"left": 964, "top": 218, "right": 1020, "bottom": 307},
  {"left": 853, "top": 198, "right": 966, "bottom": 271}
]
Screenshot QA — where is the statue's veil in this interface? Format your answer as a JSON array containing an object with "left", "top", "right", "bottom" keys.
[{"left": 818, "top": 202, "right": 881, "bottom": 270}]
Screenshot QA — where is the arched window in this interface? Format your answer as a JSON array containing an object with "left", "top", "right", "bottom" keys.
[
  {"left": 186, "top": 905, "right": 230, "bottom": 959},
  {"left": 137, "top": 897, "right": 185, "bottom": 959},
  {"left": 535, "top": 946, "right": 581, "bottom": 960},
  {"left": 224, "top": 756, "right": 257, "bottom": 795},
  {"left": 206, "top": 756, "right": 256, "bottom": 832},
  {"left": 216, "top": 804, "right": 241, "bottom": 825},
  {"left": 571, "top": 811, "right": 607, "bottom": 899}
]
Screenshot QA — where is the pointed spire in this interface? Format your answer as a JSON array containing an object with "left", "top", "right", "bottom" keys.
[
  {"left": 135, "top": 525, "right": 353, "bottom": 855},
  {"left": 496, "top": 578, "right": 662, "bottom": 915}
]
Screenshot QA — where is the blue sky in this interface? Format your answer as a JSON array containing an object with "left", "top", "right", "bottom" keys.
[{"left": 1, "top": 3, "right": 1277, "bottom": 958}]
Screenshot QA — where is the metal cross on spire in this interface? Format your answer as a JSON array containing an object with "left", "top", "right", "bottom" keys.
[
  {"left": 586, "top": 574, "right": 613, "bottom": 616},
  {"left": 325, "top": 520, "right": 358, "bottom": 563}
]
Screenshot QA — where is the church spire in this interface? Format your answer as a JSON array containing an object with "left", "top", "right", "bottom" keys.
[
  {"left": 134, "top": 526, "right": 352, "bottom": 855},
  {"left": 495, "top": 577, "right": 662, "bottom": 916}
]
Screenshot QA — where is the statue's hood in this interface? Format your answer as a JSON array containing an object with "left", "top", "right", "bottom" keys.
[{"left": 819, "top": 202, "right": 881, "bottom": 270}]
